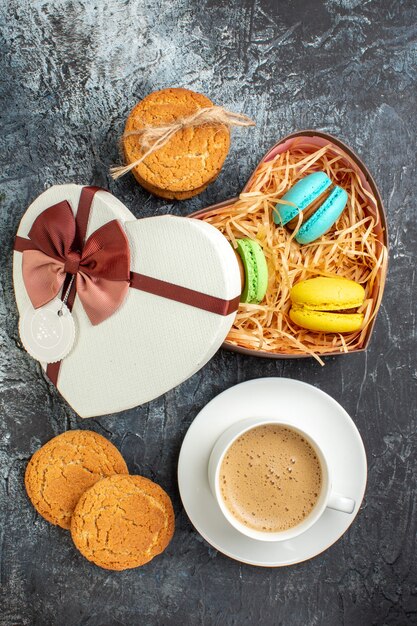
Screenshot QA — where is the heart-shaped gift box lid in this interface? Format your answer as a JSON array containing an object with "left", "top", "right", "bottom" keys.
[{"left": 13, "top": 185, "right": 241, "bottom": 418}]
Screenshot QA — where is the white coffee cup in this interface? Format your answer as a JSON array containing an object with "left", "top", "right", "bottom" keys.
[{"left": 208, "top": 417, "right": 355, "bottom": 542}]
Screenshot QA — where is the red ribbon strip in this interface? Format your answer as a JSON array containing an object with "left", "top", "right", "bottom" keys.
[
  {"left": 130, "top": 273, "right": 240, "bottom": 316},
  {"left": 14, "top": 187, "right": 239, "bottom": 388}
]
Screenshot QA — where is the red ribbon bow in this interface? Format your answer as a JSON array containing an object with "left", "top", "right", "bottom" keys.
[{"left": 15, "top": 199, "right": 130, "bottom": 325}]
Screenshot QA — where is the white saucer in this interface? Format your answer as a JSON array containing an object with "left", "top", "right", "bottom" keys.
[{"left": 178, "top": 378, "right": 367, "bottom": 567}]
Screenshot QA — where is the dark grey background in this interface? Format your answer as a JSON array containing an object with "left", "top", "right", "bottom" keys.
[{"left": 1, "top": 0, "right": 416, "bottom": 624}]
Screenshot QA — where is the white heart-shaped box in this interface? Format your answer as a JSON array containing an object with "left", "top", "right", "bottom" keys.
[{"left": 13, "top": 185, "right": 241, "bottom": 418}]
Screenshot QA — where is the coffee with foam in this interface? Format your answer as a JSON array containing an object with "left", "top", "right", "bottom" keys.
[{"left": 219, "top": 424, "right": 322, "bottom": 533}]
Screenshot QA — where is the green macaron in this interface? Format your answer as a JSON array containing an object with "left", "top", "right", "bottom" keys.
[{"left": 235, "top": 238, "right": 268, "bottom": 304}]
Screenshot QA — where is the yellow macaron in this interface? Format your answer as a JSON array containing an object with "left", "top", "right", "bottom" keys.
[{"left": 289, "top": 277, "right": 365, "bottom": 333}]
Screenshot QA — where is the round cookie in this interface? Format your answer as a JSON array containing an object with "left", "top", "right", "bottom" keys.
[
  {"left": 71, "top": 475, "right": 175, "bottom": 570},
  {"left": 123, "top": 87, "right": 230, "bottom": 200},
  {"left": 25, "top": 430, "right": 128, "bottom": 529}
]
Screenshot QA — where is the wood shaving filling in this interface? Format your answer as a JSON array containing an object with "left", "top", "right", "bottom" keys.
[{"left": 200, "top": 141, "right": 388, "bottom": 364}]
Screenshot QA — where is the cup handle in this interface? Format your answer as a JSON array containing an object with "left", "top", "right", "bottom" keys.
[{"left": 327, "top": 492, "right": 355, "bottom": 514}]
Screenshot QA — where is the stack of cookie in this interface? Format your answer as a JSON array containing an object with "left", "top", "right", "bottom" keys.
[
  {"left": 122, "top": 88, "right": 231, "bottom": 199},
  {"left": 25, "top": 430, "right": 175, "bottom": 571}
]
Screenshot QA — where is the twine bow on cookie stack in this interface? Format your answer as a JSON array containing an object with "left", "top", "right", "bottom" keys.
[{"left": 110, "top": 106, "right": 255, "bottom": 180}]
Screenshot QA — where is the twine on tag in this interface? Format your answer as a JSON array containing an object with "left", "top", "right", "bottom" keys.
[
  {"left": 57, "top": 274, "right": 75, "bottom": 316},
  {"left": 110, "top": 105, "right": 255, "bottom": 180}
]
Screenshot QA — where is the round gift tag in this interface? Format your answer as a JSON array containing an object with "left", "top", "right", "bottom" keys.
[{"left": 19, "top": 299, "right": 76, "bottom": 363}]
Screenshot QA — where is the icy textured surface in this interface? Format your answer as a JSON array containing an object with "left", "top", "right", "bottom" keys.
[{"left": 0, "top": 0, "right": 416, "bottom": 624}]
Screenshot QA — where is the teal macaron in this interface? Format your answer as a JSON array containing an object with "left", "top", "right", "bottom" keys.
[
  {"left": 235, "top": 238, "right": 268, "bottom": 304},
  {"left": 273, "top": 172, "right": 348, "bottom": 244}
]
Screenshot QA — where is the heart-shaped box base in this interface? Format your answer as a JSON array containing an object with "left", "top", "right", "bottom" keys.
[
  {"left": 14, "top": 185, "right": 241, "bottom": 417},
  {"left": 192, "top": 131, "right": 388, "bottom": 359}
]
